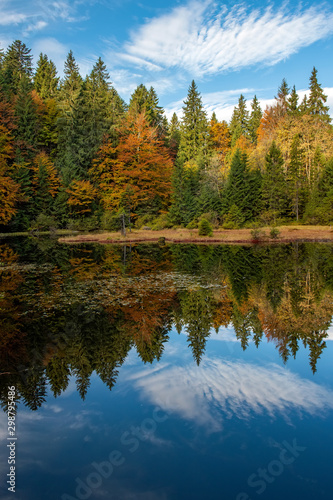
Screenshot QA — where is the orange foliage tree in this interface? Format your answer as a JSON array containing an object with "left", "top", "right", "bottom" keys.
[
  {"left": 66, "top": 179, "right": 97, "bottom": 214},
  {"left": 90, "top": 112, "right": 173, "bottom": 215},
  {"left": 0, "top": 125, "right": 20, "bottom": 224},
  {"left": 31, "top": 152, "right": 60, "bottom": 211}
]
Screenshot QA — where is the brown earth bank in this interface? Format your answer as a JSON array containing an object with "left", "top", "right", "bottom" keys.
[{"left": 58, "top": 226, "right": 333, "bottom": 245}]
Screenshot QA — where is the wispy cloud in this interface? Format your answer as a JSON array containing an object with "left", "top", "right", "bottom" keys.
[{"left": 119, "top": 1, "right": 333, "bottom": 77}]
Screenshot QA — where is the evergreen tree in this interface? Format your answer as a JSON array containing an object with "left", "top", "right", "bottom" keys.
[
  {"left": 262, "top": 141, "right": 287, "bottom": 222},
  {"left": 1, "top": 40, "right": 33, "bottom": 95},
  {"left": 308, "top": 67, "right": 330, "bottom": 122},
  {"left": 178, "top": 80, "right": 208, "bottom": 163},
  {"left": 56, "top": 51, "right": 83, "bottom": 185},
  {"left": 167, "top": 112, "right": 181, "bottom": 157},
  {"left": 288, "top": 134, "right": 304, "bottom": 220},
  {"left": 15, "top": 74, "right": 39, "bottom": 155},
  {"left": 299, "top": 94, "right": 308, "bottom": 115},
  {"left": 34, "top": 53, "right": 59, "bottom": 99},
  {"left": 287, "top": 85, "right": 299, "bottom": 116},
  {"left": 275, "top": 78, "right": 290, "bottom": 116},
  {"left": 128, "top": 84, "right": 164, "bottom": 129},
  {"left": 248, "top": 95, "right": 262, "bottom": 144},
  {"left": 223, "top": 149, "right": 259, "bottom": 222},
  {"left": 229, "top": 94, "right": 249, "bottom": 146}
]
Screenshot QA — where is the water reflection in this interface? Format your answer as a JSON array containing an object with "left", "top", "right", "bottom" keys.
[{"left": 1, "top": 238, "right": 333, "bottom": 411}]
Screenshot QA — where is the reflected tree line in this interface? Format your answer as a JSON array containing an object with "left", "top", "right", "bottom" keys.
[{"left": 1, "top": 238, "right": 333, "bottom": 411}]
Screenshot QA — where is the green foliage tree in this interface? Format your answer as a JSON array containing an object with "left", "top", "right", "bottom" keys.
[
  {"left": 262, "top": 141, "right": 287, "bottom": 222},
  {"left": 34, "top": 53, "right": 59, "bottom": 99},
  {"left": 248, "top": 95, "right": 262, "bottom": 144},
  {"left": 308, "top": 67, "right": 330, "bottom": 122}
]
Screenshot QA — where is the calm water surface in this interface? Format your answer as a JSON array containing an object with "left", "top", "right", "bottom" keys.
[{"left": 0, "top": 239, "right": 333, "bottom": 500}]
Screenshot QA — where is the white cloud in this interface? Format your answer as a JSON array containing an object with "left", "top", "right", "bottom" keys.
[
  {"left": 120, "top": 1, "right": 333, "bottom": 77},
  {"left": 128, "top": 358, "right": 333, "bottom": 431},
  {"left": 0, "top": 12, "right": 27, "bottom": 26}
]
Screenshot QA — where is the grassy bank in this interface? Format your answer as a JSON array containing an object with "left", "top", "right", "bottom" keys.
[
  {"left": 0, "top": 229, "right": 79, "bottom": 239},
  {"left": 58, "top": 225, "right": 333, "bottom": 245}
]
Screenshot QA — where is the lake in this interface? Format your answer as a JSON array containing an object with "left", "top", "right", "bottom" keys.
[{"left": 1, "top": 238, "right": 333, "bottom": 500}]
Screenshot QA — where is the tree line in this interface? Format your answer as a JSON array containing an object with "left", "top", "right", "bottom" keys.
[{"left": 0, "top": 39, "right": 332, "bottom": 232}]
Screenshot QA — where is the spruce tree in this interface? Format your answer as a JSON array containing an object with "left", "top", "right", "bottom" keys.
[
  {"left": 167, "top": 112, "right": 181, "bottom": 157},
  {"left": 34, "top": 53, "right": 59, "bottom": 99},
  {"left": 262, "top": 141, "right": 287, "bottom": 222},
  {"left": 178, "top": 80, "right": 208, "bottom": 163},
  {"left": 223, "top": 149, "right": 258, "bottom": 222},
  {"left": 248, "top": 95, "right": 262, "bottom": 144},
  {"left": 128, "top": 84, "right": 164, "bottom": 129},
  {"left": 56, "top": 51, "right": 83, "bottom": 185},
  {"left": 275, "top": 78, "right": 290, "bottom": 115},
  {"left": 2, "top": 40, "right": 33, "bottom": 95},
  {"left": 288, "top": 135, "right": 304, "bottom": 220},
  {"left": 229, "top": 94, "right": 249, "bottom": 146},
  {"left": 308, "top": 67, "right": 330, "bottom": 122},
  {"left": 287, "top": 85, "right": 299, "bottom": 116}
]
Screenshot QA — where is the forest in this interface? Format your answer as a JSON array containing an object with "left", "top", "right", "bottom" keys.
[{"left": 0, "top": 40, "right": 333, "bottom": 233}]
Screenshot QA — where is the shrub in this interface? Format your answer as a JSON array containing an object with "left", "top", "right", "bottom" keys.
[
  {"left": 269, "top": 226, "right": 280, "bottom": 239},
  {"left": 186, "top": 220, "right": 198, "bottom": 229},
  {"left": 67, "top": 216, "right": 99, "bottom": 231},
  {"left": 30, "top": 213, "right": 58, "bottom": 231},
  {"left": 100, "top": 211, "right": 121, "bottom": 231},
  {"left": 250, "top": 227, "right": 266, "bottom": 241},
  {"left": 151, "top": 213, "right": 172, "bottom": 231},
  {"left": 198, "top": 211, "right": 220, "bottom": 228},
  {"left": 198, "top": 218, "right": 213, "bottom": 236},
  {"left": 223, "top": 204, "right": 245, "bottom": 229}
]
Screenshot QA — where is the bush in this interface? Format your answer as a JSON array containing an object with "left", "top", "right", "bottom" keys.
[
  {"left": 223, "top": 204, "right": 245, "bottom": 229},
  {"left": 151, "top": 213, "right": 172, "bottom": 231},
  {"left": 186, "top": 220, "right": 198, "bottom": 229},
  {"left": 67, "top": 215, "right": 99, "bottom": 231},
  {"left": 198, "top": 218, "right": 213, "bottom": 236},
  {"left": 30, "top": 213, "right": 58, "bottom": 231},
  {"left": 100, "top": 211, "right": 121, "bottom": 231},
  {"left": 250, "top": 227, "right": 266, "bottom": 241},
  {"left": 198, "top": 211, "right": 220, "bottom": 228},
  {"left": 135, "top": 214, "right": 154, "bottom": 229},
  {"left": 269, "top": 226, "right": 280, "bottom": 239}
]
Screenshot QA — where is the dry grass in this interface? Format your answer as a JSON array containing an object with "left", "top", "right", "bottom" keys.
[{"left": 58, "top": 225, "right": 333, "bottom": 245}]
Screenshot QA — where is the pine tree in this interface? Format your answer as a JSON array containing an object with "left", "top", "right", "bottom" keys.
[
  {"left": 167, "top": 112, "right": 181, "bottom": 157},
  {"left": 288, "top": 135, "right": 304, "bottom": 220},
  {"left": 262, "top": 141, "right": 287, "bottom": 222},
  {"left": 178, "top": 80, "right": 208, "bottom": 163},
  {"left": 2, "top": 40, "right": 33, "bottom": 95},
  {"left": 128, "top": 84, "right": 164, "bottom": 129},
  {"left": 15, "top": 74, "right": 39, "bottom": 156},
  {"left": 248, "top": 95, "right": 262, "bottom": 144},
  {"left": 275, "top": 78, "right": 290, "bottom": 116},
  {"left": 223, "top": 149, "right": 258, "bottom": 222},
  {"left": 308, "top": 67, "right": 330, "bottom": 122},
  {"left": 229, "top": 94, "right": 249, "bottom": 146},
  {"left": 299, "top": 94, "right": 308, "bottom": 115},
  {"left": 34, "top": 53, "right": 59, "bottom": 99},
  {"left": 56, "top": 51, "right": 83, "bottom": 185},
  {"left": 287, "top": 85, "right": 299, "bottom": 116}
]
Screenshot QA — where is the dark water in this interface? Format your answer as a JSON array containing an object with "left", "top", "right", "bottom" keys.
[{"left": 1, "top": 238, "right": 333, "bottom": 500}]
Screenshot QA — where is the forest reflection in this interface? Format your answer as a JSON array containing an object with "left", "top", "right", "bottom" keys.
[{"left": 1, "top": 238, "right": 333, "bottom": 411}]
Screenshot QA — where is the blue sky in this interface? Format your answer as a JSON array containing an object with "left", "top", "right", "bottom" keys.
[{"left": 1, "top": 0, "right": 333, "bottom": 121}]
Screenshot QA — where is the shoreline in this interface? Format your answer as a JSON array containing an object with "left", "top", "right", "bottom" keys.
[{"left": 58, "top": 225, "right": 333, "bottom": 245}]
